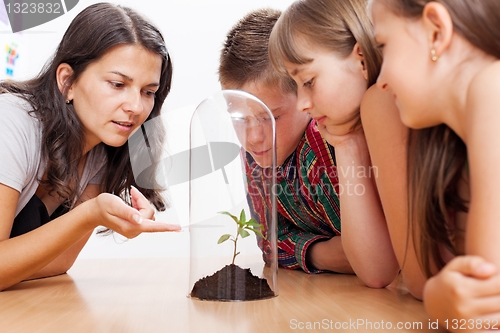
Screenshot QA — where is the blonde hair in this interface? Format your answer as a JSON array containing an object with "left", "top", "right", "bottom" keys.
[{"left": 268, "top": 0, "right": 382, "bottom": 87}]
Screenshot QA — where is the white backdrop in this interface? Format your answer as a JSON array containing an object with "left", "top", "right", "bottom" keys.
[{"left": 1, "top": 0, "right": 295, "bottom": 258}]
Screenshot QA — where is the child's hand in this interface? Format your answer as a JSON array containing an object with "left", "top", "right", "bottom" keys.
[
  {"left": 423, "top": 256, "right": 500, "bottom": 332},
  {"left": 317, "top": 119, "right": 365, "bottom": 149},
  {"left": 89, "top": 192, "right": 180, "bottom": 239}
]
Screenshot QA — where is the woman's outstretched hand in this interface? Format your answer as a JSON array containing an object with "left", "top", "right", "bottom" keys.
[
  {"left": 130, "top": 185, "right": 156, "bottom": 221},
  {"left": 88, "top": 189, "right": 180, "bottom": 239}
]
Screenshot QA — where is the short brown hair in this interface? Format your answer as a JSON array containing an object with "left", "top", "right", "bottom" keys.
[{"left": 218, "top": 8, "right": 296, "bottom": 94}]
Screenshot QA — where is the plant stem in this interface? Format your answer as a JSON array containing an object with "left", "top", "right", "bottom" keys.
[{"left": 231, "top": 226, "right": 240, "bottom": 265}]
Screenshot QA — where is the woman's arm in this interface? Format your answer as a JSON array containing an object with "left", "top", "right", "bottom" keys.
[
  {"left": 0, "top": 184, "right": 179, "bottom": 291},
  {"left": 25, "top": 184, "right": 102, "bottom": 281},
  {"left": 361, "top": 86, "right": 427, "bottom": 296},
  {"left": 0, "top": 183, "right": 96, "bottom": 290}
]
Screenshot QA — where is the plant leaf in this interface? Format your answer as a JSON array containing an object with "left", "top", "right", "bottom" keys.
[
  {"left": 254, "top": 229, "right": 266, "bottom": 239},
  {"left": 239, "top": 228, "right": 250, "bottom": 238},
  {"left": 217, "top": 234, "right": 231, "bottom": 244},
  {"left": 218, "top": 211, "right": 239, "bottom": 224},
  {"left": 245, "top": 218, "right": 262, "bottom": 228},
  {"left": 235, "top": 251, "right": 240, "bottom": 258},
  {"left": 239, "top": 209, "right": 246, "bottom": 223},
  {"left": 245, "top": 226, "right": 265, "bottom": 239}
]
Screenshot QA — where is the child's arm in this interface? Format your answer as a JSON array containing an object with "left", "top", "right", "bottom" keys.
[
  {"left": 306, "top": 159, "right": 352, "bottom": 273},
  {"left": 318, "top": 85, "right": 400, "bottom": 288},
  {"left": 422, "top": 61, "right": 500, "bottom": 328},
  {"left": 465, "top": 62, "right": 500, "bottom": 267},
  {"left": 276, "top": 214, "right": 351, "bottom": 273},
  {"left": 307, "top": 236, "right": 353, "bottom": 273},
  {"left": 421, "top": 61, "right": 500, "bottom": 324},
  {"left": 332, "top": 134, "right": 398, "bottom": 287},
  {"left": 361, "top": 86, "right": 427, "bottom": 296}
]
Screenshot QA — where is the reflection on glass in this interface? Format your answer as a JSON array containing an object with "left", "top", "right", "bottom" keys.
[{"left": 188, "top": 89, "right": 278, "bottom": 301}]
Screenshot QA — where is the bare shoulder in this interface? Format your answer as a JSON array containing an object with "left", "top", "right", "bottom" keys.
[
  {"left": 360, "top": 85, "right": 406, "bottom": 139},
  {"left": 360, "top": 85, "right": 400, "bottom": 124},
  {"left": 471, "top": 60, "right": 500, "bottom": 85},
  {"left": 468, "top": 60, "right": 500, "bottom": 110},
  {"left": 465, "top": 60, "right": 500, "bottom": 159}
]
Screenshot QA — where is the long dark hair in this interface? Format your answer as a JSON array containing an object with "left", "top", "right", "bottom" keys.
[
  {"left": 407, "top": 126, "right": 467, "bottom": 277},
  {"left": 382, "top": 0, "right": 500, "bottom": 276},
  {"left": 0, "top": 2, "right": 172, "bottom": 210}
]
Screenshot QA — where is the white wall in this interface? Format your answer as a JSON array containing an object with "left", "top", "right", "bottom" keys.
[
  {"left": 2, "top": 0, "right": 295, "bottom": 258},
  {"left": 3, "top": 0, "right": 295, "bottom": 111}
]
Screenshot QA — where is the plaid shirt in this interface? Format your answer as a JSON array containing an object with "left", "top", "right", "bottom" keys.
[{"left": 244, "top": 120, "right": 341, "bottom": 273}]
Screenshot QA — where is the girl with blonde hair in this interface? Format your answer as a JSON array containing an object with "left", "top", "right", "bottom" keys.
[{"left": 268, "top": 0, "right": 408, "bottom": 288}]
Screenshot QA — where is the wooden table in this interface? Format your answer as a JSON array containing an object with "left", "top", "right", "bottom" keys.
[{"left": 0, "top": 258, "right": 444, "bottom": 332}]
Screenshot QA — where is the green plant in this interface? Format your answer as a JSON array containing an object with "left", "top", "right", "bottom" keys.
[{"left": 217, "top": 209, "right": 265, "bottom": 265}]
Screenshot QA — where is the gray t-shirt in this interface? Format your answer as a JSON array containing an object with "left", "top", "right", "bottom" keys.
[{"left": 0, "top": 94, "right": 106, "bottom": 217}]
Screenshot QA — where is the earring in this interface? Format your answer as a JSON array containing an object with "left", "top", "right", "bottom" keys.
[
  {"left": 66, "top": 99, "right": 72, "bottom": 104},
  {"left": 430, "top": 49, "right": 439, "bottom": 62}
]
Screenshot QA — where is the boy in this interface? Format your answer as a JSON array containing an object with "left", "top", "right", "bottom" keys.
[{"left": 218, "top": 8, "right": 352, "bottom": 273}]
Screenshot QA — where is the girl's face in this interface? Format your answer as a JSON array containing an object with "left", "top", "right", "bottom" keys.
[
  {"left": 371, "top": 0, "right": 439, "bottom": 129},
  {"left": 284, "top": 37, "right": 367, "bottom": 137},
  {"left": 66, "top": 44, "right": 162, "bottom": 152}
]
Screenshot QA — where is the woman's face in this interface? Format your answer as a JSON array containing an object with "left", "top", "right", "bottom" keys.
[
  {"left": 66, "top": 44, "right": 162, "bottom": 151},
  {"left": 284, "top": 37, "right": 368, "bottom": 137},
  {"left": 371, "top": 0, "right": 439, "bottom": 129}
]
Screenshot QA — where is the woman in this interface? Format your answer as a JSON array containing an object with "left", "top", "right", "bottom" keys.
[{"left": 0, "top": 2, "right": 180, "bottom": 291}]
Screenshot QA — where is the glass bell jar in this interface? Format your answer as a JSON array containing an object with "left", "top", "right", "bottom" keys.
[{"left": 188, "top": 89, "right": 278, "bottom": 301}]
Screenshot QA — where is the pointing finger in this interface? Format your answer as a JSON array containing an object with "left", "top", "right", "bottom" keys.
[{"left": 140, "top": 219, "right": 181, "bottom": 232}]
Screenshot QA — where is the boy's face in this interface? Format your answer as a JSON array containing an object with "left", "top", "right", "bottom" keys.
[{"left": 227, "top": 81, "right": 310, "bottom": 167}]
